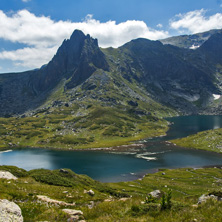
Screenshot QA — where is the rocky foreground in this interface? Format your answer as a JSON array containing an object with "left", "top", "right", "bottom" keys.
[{"left": 1, "top": 166, "right": 222, "bottom": 221}]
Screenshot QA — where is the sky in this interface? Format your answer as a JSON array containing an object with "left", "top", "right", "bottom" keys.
[{"left": 0, "top": 0, "right": 222, "bottom": 73}]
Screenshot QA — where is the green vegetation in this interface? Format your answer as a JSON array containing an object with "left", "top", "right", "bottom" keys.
[
  {"left": 1, "top": 166, "right": 222, "bottom": 221},
  {"left": 0, "top": 100, "right": 173, "bottom": 150},
  {"left": 172, "top": 128, "right": 222, "bottom": 153}
]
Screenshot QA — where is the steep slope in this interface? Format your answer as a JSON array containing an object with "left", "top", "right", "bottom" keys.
[
  {"left": 0, "top": 30, "right": 108, "bottom": 116},
  {"left": 102, "top": 37, "right": 219, "bottom": 114}
]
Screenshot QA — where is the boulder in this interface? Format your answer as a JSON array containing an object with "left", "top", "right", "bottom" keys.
[
  {"left": 37, "top": 195, "right": 75, "bottom": 206},
  {"left": 62, "top": 209, "right": 84, "bottom": 222},
  {"left": 62, "top": 209, "right": 83, "bottom": 216},
  {"left": 198, "top": 194, "right": 217, "bottom": 204},
  {"left": 0, "top": 199, "right": 23, "bottom": 222},
  {"left": 149, "top": 190, "right": 163, "bottom": 199},
  {"left": 59, "top": 169, "right": 69, "bottom": 174},
  {"left": 128, "top": 100, "right": 138, "bottom": 107},
  {"left": 84, "top": 189, "right": 95, "bottom": 196},
  {"left": 0, "top": 171, "right": 17, "bottom": 180}
]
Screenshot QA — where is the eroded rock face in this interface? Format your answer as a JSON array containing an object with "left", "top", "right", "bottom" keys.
[{"left": 0, "top": 199, "right": 23, "bottom": 222}]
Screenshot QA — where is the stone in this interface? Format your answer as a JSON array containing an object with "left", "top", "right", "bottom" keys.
[
  {"left": 128, "top": 100, "right": 138, "bottom": 107},
  {"left": 62, "top": 209, "right": 83, "bottom": 216},
  {"left": 104, "top": 199, "right": 113, "bottom": 202},
  {"left": 0, "top": 171, "right": 17, "bottom": 180},
  {"left": 59, "top": 169, "right": 69, "bottom": 174},
  {"left": 0, "top": 199, "right": 23, "bottom": 222},
  {"left": 87, "top": 201, "right": 94, "bottom": 209},
  {"left": 198, "top": 194, "right": 217, "bottom": 204},
  {"left": 67, "top": 215, "right": 79, "bottom": 222},
  {"left": 149, "top": 190, "right": 163, "bottom": 199},
  {"left": 37, "top": 195, "right": 75, "bottom": 206},
  {"left": 86, "top": 189, "right": 94, "bottom": 196}
]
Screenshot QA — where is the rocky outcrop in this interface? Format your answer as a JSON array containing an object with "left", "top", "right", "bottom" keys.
[
  {"left": 37, "top": 195, "right": 75, "bottom": 206},
  {"left": 0, "top": 171, "right": 17, "bottom": 180},
  {"left": 198, "top": 193, "right": 222, "bottom": 204},
  {"left": 149, "top": 190, "right": 163, "bottom": 199},
  {"left": 84, "top": 189, "right": 95, "bottom": 196},
  {"left": 62, "top": 209, "right": 84, "bottom": 222},
  {"left": 0, "top": 199, "right": 23, "bottom": 222}
]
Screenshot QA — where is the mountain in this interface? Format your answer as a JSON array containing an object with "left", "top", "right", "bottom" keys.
[
  {"left": 1, "top": 29, "right": 222, "bottom": 117},
  {"left": 0, "top": 30, "right": 109, "bottom": 116},
  {"left": 160, "top": 29, "right": 222, "bottom": 49},
  {"left": 0, "top": 29, "right": 222, "bottom": 149}
]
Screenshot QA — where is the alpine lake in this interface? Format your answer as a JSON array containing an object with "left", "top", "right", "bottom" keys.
[{"left": 1, "top": 115, "right": 222, "bottom": 182}]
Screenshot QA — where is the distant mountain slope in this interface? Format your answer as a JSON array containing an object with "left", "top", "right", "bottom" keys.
[
  {"left": 160, "top": 29, "right": 222, "bottom": 49},
  {"left": 0, "top": 29, "right": 222, "bottom": 118}
]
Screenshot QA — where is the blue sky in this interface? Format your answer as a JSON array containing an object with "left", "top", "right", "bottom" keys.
[{"left": 0, "top": 0, "right": 222, "bottom": 73}]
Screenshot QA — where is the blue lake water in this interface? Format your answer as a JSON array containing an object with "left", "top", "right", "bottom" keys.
[{"left": 1, "top": 115, "right": 222, "bottom": 182}]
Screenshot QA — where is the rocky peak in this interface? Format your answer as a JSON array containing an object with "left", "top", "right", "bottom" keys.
[{"left": 33, "top": 30, "right": 109, "bottom": 91}]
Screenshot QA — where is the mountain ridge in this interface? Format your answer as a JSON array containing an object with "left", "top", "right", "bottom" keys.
[
  {"left": 0, "top": 29, "right": 222, "bottom": 117},
  {"left": 0, "top": 28, "right": 221, "bottom": 149}
]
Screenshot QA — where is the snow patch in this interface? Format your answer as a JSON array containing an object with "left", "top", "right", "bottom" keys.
[
  {"left": 189, "top": 44, "right": 200, "bottom": 50},
  {"left": 213, "top": 94, "right": 221, "bottom": 100}
]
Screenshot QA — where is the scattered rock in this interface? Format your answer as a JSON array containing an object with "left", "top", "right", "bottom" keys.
[
  {"left": 0, "top": 171, "right": 17, "bottom": 180},
  {"left": 87, "top": 201, "right": 94, "bottom": 209},
  {"left": 119, "top": 198, "right": 129, "bottom": 201},
  {"left": 60, "top": 169, "right": 69, "bottom": 174},
  {"left": 198, "top": 194, "right": 218, "bottom": 204},
  {"left": 0, "top": 199, "right": 23, "bottom": 222},
  {"left": 63, "top": 209, "right": 84, "bottom": 222},
  {"left": 149, "top": 190, "right": 163, "bottom": 199},
  {"left": 128, "top": 100, "right": 138, "bottom": 107},
  {"left": 104, "top": 199, "right": 113, "bottom": 202},
  {"left": 62, "top": 209, "right": 83, "bottom": 216},
  {"left": 84, "top": 189, "right": 94, "bottom": 196},
  {"left": 162, "top": 172, "right": 166, "bottom": 175},
  {"left": 37, "top": 195, "right": 75, "bottom": 206}
]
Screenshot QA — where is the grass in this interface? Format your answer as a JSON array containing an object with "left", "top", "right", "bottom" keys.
[
  {"left": 172, "top": 128, "right": 222, "bottom": 153},
  {"left": 1, "top": 166, "right": 222, "bottom": 221},
  {"left": 0, "top": 102, "right": 171, "bottom": 150}
]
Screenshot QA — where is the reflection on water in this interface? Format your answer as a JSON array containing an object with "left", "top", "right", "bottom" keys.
[{"left": 0, "top": 115, "right": 222, "bottom": 182}]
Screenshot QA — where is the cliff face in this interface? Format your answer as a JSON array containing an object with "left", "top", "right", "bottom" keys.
[
  {"left": 0, "top": 30, "right": 109, "bottom": 116},
  {"left": 0, "top": 29, "right": 222, "bottom": 116}
]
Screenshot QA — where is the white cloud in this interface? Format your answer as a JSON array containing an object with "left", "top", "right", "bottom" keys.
[
  {"left": 170, "top": 9, "right": 222, "bottom": 34},
  {"left": 0, "top": 46, "right": 57, "bottom": 68},
  {"left": 157, "top": 24, "right": 163, "bottom": 28},
  {"left": 22, "top": 0, "right": 31, "bottom": 2},
  {"left": 0, "top": 10, "right": 168, "bottom": 71}
]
